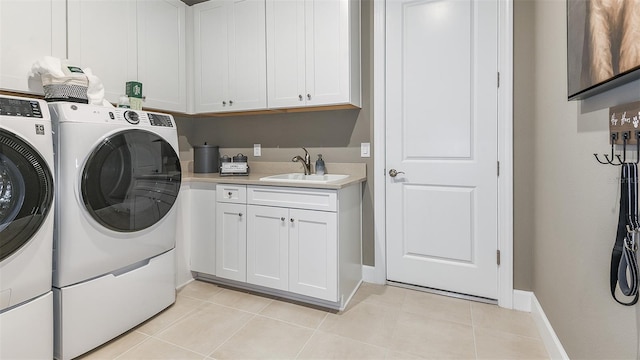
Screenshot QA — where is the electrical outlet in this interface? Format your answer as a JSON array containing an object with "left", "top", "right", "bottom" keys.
[
  {"left": 253, "top": 144, "right": 261, "bottom": 156},
  {"left": 361, "top": 142, "right": 370, "bottom": 157}
]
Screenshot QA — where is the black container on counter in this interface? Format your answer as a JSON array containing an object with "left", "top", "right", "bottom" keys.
[{"left": 193, "top": 143, "right": 219, "bottom": 173}]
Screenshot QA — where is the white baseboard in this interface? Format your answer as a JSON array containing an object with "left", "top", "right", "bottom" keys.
[
  {"left": 531, "top": 293, "right": 570, "bottom": 360},
  {"left": 362, "top": 265, "right": 385, "bottom": 284},
  {"left": 511, "top": 290, "right": 568, "bottom": 359},
  {"left": 513, "top": 289, "right": 533, "bottom": 312}
]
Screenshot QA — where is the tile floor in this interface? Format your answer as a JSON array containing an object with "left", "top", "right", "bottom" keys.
[{"left": 79, "top": 280, "right": 549, "bottom": 359}]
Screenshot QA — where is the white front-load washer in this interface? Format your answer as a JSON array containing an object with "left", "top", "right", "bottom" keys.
[
  {"left": 0, "top": 95, "right": 54, "bottom": 359},
  {"left": 49, "top": 102, "right": 182, "bottom": 360}
]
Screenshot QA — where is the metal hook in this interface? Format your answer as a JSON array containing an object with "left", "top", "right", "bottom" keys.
[
  {"left": 635, "top": 131, "right": 640, "bottom": 164},
  {"left": 595, "top": 132, "right": 621, "bottom": 165}
]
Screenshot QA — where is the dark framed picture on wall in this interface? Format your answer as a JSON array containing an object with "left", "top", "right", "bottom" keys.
[{"left": 567, "top": 0, "right": 640, "bottom": 100}]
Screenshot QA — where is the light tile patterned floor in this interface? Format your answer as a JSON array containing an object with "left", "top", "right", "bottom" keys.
[{"left": 79, "top": 280, "right": 549, "bottom": 359}]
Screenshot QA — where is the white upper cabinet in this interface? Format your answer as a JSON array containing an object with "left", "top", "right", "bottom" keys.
[
  {"left": 67, "top": 0, "right": 138, "bottom": 104},
  {"left": 67, "top": 0, "right": 187, "bottom": 111},
  {"left": 193, "top": 0, "right": 267, "bottom": 113},
  {"left": 137, "top": 0, "right": 187, "bottom": 112},
  {"left": 266, "top": 0, "right": 361, "bottom": 109},
  {"left": 0, "top": 0, "right": 66, "bottom": 94}
]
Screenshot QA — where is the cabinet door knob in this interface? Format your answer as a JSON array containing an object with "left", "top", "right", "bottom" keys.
[
  {"left": 307, "top": 94, "right": 311, "bottom": 100},
  {"left": 298, "top": 94, "right": 303, "bottom": 101},
  {"left": 229, "top": 100, "right": 233, "bottom": 105},
  {"left": 238, "top": 213, "right": 243, "bottom": 217},
  {"left": 281, "top": 217, "right": 285, "bottom": 221},
  {"left": 222, "top": 101, "right": 227, "bottom": 106},
  {"left": 228, "top": 192, "right": 232, "bottom": 197},
  {"left": 290, "top": 218, "right": 294, "bottom": 223}
]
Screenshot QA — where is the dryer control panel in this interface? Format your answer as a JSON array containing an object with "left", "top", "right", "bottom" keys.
[{"left": 0, "top": 96, "right": 43, "bottom": 118}]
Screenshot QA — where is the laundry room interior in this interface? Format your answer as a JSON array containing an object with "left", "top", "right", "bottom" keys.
[{"left": 1, "top": 0, "right": 640, "bottom": 359}]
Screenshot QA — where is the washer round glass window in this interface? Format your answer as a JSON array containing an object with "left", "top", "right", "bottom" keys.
[
  {"left": 0, "top": 129, "right": 54, "bottom": 261},
  {"left": 81, "top": 129, "right": 182, "bottom": 232}
]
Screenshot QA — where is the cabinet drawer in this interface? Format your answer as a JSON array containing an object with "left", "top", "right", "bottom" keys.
[
  {"left": 248, "top": 186, "right": 337, "bottom": 212},
  {"left": 216, "top": 184, "right": 247, "bottom": 203}
]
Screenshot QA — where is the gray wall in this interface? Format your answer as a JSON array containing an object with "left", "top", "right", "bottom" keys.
[
  {"left": 517, "top": 0, "right": 640, "bottom": 358},
  {"left": 176, "top": 0, "right": 375, "bottom": 265}
]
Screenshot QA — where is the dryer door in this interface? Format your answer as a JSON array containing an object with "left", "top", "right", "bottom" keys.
[
  {"left": 81, "top": 129, "right": 181, "bottom": 232},
  {"left": 0, "top": 129, "right": 54, "bottom": 261}
]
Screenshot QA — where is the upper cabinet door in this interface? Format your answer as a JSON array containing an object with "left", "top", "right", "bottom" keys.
[
  {"left": 304, "top": 0, "right": 352, "bottom": 107},
  {"left": 137, "top": 0, "right": 187, "bottom": 112},
  {"left": 0, "top": 0, "right": 66, "bottom": 94},
  {"left": 193, "top": 0, "right": 229, "bottom": 113},
  {"left": 265, "top": 0, "right": 306, "bottom": 109},
  {"left": 194, "top": 0, "right": 266, "bottom": 113},
  {"left": 227, "top": 0, "right": 267, "bottom": 112},
  {"left": 67, "top": 0, "right": 138, "bottom": 104},
  {"left": 266, "top": 0, "right": 360, "bottom": 110}
]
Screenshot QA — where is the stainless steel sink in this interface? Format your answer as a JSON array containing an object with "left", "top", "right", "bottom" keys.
[{"left": 259, "top": 173, "right": 349, "bottom": 183}]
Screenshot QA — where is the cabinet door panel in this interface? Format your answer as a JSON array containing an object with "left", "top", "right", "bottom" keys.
[
  {"left": 190, "top": 184, "right": 217, "bottom": 275},
  {"left": 289, "top": 209, "right": 337, "bottom": 301},
  {"left": 67, "top": 0, "right": 137, "bottom": 104},
  {"left": 216, "top": 202, "right": 246, "bottom": 282},
  {"left": 194, "top": 0, "right": 229, "bottom": 112},
  {"left": 137, "top": 0, "right": 186, "bottom": 112},
  {"left": 0, "top": 0, "right": 66, "bottom": 94},
  {"left": 228, "top": 0, "right": 266, "bottom": 111},
  {"left": 266, "top": 0, "right": 305, "bottom": 108},
  {"left": 247, "top": 205, "right": 289, "bottom": 290},
  {"left": 305, "top": 0, "right": 350, "bottom": 106}
]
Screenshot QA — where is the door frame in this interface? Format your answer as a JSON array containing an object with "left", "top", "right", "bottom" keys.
[{"left": 369, "top": 0, "right": 514, "bottom": 309}]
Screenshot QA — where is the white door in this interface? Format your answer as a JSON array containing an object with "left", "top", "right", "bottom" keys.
[{"left": 385, "top": 0, "right": 499, "bottom": 299}]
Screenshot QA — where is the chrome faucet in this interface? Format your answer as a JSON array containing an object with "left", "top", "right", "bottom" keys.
[{"left": 292, "top": 147, "right": 311, "bottom": 175}]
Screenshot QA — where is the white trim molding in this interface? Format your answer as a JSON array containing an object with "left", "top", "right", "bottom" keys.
[
  {"left": 497, "top": 0, "right": 515, "bottom": 309},
  {"left": 511, "top": 290, "right": 569, "bottom": 359},
  {"left": 371, "top": 0, "right": 387, "bottom": 285},
  {"left": 513, "top": 290, "right": 533, "bottom": 312},
  {"left": 531, "top": 294, "right": 570, "bottom": 360}
]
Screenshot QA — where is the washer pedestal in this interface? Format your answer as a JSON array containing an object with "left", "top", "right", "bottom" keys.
[
  {"left": 0, "top": 292, "right": 53, "bottom": 359},
  {"left": 53, "top": 250, "right": 176, "bottom": 360}
]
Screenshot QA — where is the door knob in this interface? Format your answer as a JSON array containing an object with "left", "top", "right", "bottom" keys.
[{"left": 389, "top": 169, "right": 405, "bottom": 177}]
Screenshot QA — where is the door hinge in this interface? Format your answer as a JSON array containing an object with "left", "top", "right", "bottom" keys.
[
  {"left": 497, "top": 161, "right": 500, "bottom": 176},
  {"left": 497, "top": 72, "right": 500, "bottom": 88},
  {"left": 497, "top": 250, "right": 501, "bottom": 266}
]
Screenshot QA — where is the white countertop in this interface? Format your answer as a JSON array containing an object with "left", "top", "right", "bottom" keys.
[{"left": 181, "top": 161, "right": 366, "bottom": 190}]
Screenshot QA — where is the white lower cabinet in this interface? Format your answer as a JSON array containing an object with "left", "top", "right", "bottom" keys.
[
  {"left": 246, "top": 205, "right": 289, "bottom": 290},
  {"left": 216, "top": 202, "right": 247, "bottom": 282},
  {"left": 189, "top": 182, "right": 217, "bottom": 276},
  {"left": 287, "top": 208, "right": 338, "bottom": 301},
  {"left": 208, "top": 183, "right": 360, "bottom": 309}
]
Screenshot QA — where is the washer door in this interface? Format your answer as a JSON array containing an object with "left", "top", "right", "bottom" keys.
[
  {"left": 0, "top": 129, "right": 54, "bottom": 262},
  {"left": 81, "top": 129, "right": 181, "bottom": 232}
]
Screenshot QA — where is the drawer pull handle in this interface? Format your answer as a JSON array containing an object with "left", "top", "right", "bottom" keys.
[
  {"left": 228, "top": 192, "right": 232, "bottom": 197},
  {"left": 281, "top": 217, "right": 285, "bottom": 221},
  {"left": 238, "top": 213, "right": 243, "bottom": 217},
  {"left": 290, "top": 218, "right": 294, "bottom": 223}
]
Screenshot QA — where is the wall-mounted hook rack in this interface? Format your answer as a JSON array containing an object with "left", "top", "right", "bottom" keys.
[{"left": 595, "top": 101, "right": 640, "bottom": 166}]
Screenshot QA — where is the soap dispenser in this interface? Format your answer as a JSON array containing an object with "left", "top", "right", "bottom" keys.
[{"left": 315, "top": 154, "right": 325, "bottom": 175}]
